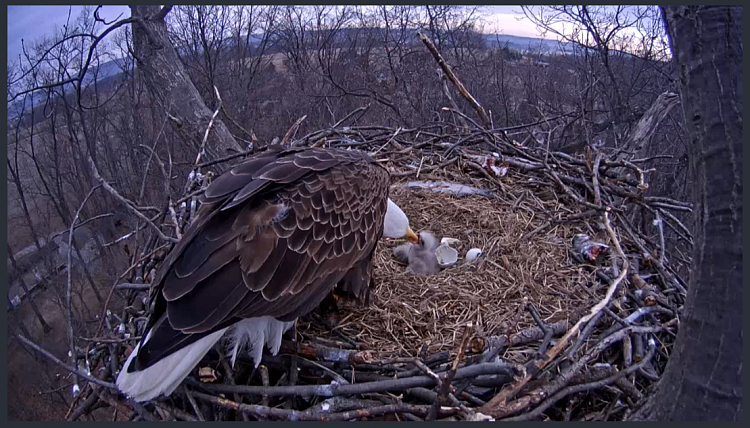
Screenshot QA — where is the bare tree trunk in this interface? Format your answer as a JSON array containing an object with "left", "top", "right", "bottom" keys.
[
  {"left": 7, "top": 243, "right": 52, "bottom": 334},
  {"left": 619, "top": 91, "right": 680, "bottom": 155},
  {"left": 129, "top": 5, "right": 244, "bottom": 160},
  {"left": 630, "top": 5, "right": 742, "bottom": 420},
  {"left": 7, "top": 160, "right": 42, "bottom": 250}
]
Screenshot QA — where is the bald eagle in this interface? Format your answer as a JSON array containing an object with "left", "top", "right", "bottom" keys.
[{"left": 116, "top": 145, "right": 417, "bottom": 402}]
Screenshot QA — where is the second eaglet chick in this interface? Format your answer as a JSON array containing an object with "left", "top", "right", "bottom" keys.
[{"left": 394, "top": 231, "right": 441, "bottom": 275}]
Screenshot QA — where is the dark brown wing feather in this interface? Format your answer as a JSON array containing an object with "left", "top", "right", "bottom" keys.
[{"left": 128, "top": 146, "right": 389, "bottom": 371}]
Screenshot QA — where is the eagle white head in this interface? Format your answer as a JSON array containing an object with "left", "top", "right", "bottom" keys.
[{"left": 383, "top": 198, "right": 418, "bottom": 243}]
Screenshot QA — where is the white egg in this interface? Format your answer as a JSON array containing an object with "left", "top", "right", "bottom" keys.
[{"left": 466, "top": 248, "right": 483, "bottom": 261}]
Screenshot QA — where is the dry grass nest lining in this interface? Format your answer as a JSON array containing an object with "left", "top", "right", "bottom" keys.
[{"left": 300, "top": 180, "right": 599, "bottom": 363}]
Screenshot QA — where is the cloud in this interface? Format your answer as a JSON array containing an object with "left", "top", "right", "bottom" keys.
[{"left": 480, "top": 7, "right": 558, "bottom": 40}]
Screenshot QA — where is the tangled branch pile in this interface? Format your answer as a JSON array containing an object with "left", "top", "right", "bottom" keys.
[
  {"left": 50, "top": 103, "right": 690, "bottom": 421},
  {"left": 25, "top": 33, "right": 689, "bottom": 422}
]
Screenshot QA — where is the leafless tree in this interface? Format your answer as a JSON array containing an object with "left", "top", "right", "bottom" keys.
[{"left": 7, "top": 5, "right": 737, "bottom": 420}]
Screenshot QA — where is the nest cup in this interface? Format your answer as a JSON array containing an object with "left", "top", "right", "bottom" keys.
[{"left": 300, "top": 184, "right": 595, "bottom": 361}]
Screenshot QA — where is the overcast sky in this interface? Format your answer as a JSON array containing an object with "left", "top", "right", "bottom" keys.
[
  {"left": 7, "top": 5, "right": 545, "bottom": 66},
  {"left": 7, "top": 5, "right": 131, "bottom": 64}
]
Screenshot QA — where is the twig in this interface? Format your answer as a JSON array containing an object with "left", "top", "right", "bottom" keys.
[
  {"left": 525, "top": 305, "right": 554, "bottom": 357},
  {"left": 127, "top": 398, "right": 159, "bottom": 421},
  {"left": 592, "top": 153, "right": 604, "bottom": 206},
  {"left": 195, "top": 361, "right": 515, "bottom": 397},
  {"left": 564, "top": 310, "right": 604, "bottom": 360},
  {"left": 219, "top": 104, "right": 255, "bottom": 141},
  {"left": 136, "top": 109, "right": 170, "bottom": 203},
  {"left": 649, "top": 202, "right": 692, "bottom": 213},
  {"left": 66, "top": 183, "right": 103, "bottom": 395},
  {"left": 601, "top": 306, "right": 675, "bottom": 338},
  {"left": 115, "top": 283, "right": 151, "bottom": 291},
  {"left": 617, "top": 213, "right": 687, "bottom": 295},
  {"left": 281, "top": 115, "right": 308, "bottom": 146},
  {"left": 77, "top": 335, "right": 142, "bottom": 343},
  {"left": 643, "top": 196, "right": 693, "bottom": 209},
  {"left": 503, "top": 338, "right": 658, "bottom": 421},
  {"left": 7, "top": 16, "right": 136, "bottom": 104},
  {"left": 194, "top": 85, "right": 222, "bottom": 166},
  {"left": 487, "top": 325, "right": 662, "bottom": 419},
  {"left": 370, "top": 127, "right": 402, "bottom": 156},
  {"left": 182, "top": 385, "right": 205, "bottom": 421},
  {"left": 521, "top": 221, "right": 551, "bottom": 241},
  {"left": 620, "top": 159, "right": 649, "bottom": 190},
  {"left": 548, "top": 168, "right": 607, "bottom": 211},
  {"left": 656, "top": 207, "right": 693, "bottom": 243},
  {"left": 653, "top": 211, "right": 667, "bottom": 264},
  {"left": 217, "top": 346, "right": 250, "bottom": 421},
  {"left": 332, "top": 105, "right": 370, "bottom": 129},
  {"left": 49, "top": 213, "right": 114, "bottom": 241},
  {"left": 167, "top": 201, "right": 182, "bottom": 240},
  {"left": 260, "top": 365, "right": 270, "bottom": 407},
  {"left": 190, "top": 391, "right": 460, "bottom": 421},
  {"left": 195, "top": 149, "right": 253, "bottom": 169},
  {"left": 38, "top": 382, "right": 75, "bottom": 396},
  {"left": 87, "top": 242, "right": 171, "bottom": 360},
  {"left": 14, "top": 334, "right": 117, "bottom": 390},
  {"left": 392, "top": 156, "right": 458, "bottom": 178},
  {"left": 413, "top": 359, "right": 441, "bottom": 383},
  {"left": 418, "top": 32, "right": 491, "bottom": 127},
  {"left": 602, "top": 306, "right": 629, "bottom": 328},
  {"left": 633, "top": 333, "right": 645, "bottom": 362},
  {"left": 67, "top": 388, "right": 100, "bottom": 421},
  {"left": 88, "top": 156, "right": 177, "bottom": 243},
  {"left": 440, "top": 69, "right": 470, "bottom": 131},
  {"left": 154, "top": 5, "right": 173, "bottom": 20},
  {"left": 278, "top": 340, "right": 373, "bottom": 364},
  {"left": 299, "top": 357, "right": 350, "bottom": 385},
  {"left": 443, "top": 131, "right": 484, "bottom": 156},
  {"left": 442, "top": 107, "right": 485, "bottom": 133},
  {"left": 428, "top": 323, "right": 473, "bottom": 420},
  {"left": 153, "top": 401, "right": 198, "bottom": 421}
]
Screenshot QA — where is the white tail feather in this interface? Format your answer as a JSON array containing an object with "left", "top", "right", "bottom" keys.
[
  {"left": 115, "top": 316, "right": 294, "bottom": 402},
  {"left": 228, "top": 316, "right": 295, "bottom": 368},
  {"left": 116, "top": 327, "right": 229, "bottom": 402}
]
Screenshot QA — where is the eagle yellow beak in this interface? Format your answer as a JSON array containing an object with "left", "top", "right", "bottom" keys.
[{"left": 405, "top": 227, "right": 419, "bottom": 243}]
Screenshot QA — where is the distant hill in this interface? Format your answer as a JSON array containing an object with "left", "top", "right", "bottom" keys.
[
  {"left": 483, "top": 33, "right": 575, "bottom": 54},
  {"left": 5, "top": 30, "right": 598, "bottom": 121}
]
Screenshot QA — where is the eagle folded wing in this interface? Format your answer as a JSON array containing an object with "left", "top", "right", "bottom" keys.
[{"left": 128, "top": 146, "right": 389, "bottom": 373}]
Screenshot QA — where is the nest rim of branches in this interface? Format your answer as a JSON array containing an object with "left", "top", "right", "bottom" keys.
[
  {"left": 59, "top": 129, "right": 688, "bottom": 421},
  {"left": 20, "top": 38, "right": 690, "bottom": 418}
]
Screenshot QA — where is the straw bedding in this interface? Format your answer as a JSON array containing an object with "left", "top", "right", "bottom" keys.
[{"left": 299, "top": 173, "right": 598, "bottom": 363}]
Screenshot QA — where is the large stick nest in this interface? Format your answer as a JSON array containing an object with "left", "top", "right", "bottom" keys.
[
  {"left": 62, "top": 126, "right": 689, "bottom": 421},
  {"left": 54, "top": 42, "right": 690, "bottom": 418}
]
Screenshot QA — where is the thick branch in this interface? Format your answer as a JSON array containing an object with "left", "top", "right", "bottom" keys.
[{"left": 418, "top": 32, "right": 491, "bottom": 128}]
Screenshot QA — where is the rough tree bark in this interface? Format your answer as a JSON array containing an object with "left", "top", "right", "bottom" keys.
[
  {"left": 630, "top": 5, "right": 742, "bottom": 420},
  {"left": 129, "top": 5, "right": 244, "bottom": 160}
]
